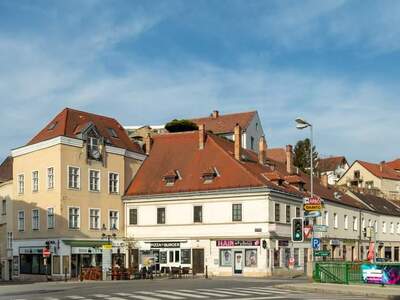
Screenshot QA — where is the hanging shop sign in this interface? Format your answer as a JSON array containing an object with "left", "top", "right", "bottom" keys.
[
  {"left": 150, "top": 242, "right": 181, "bottom": 248},
  {"left": 71, "top": 247, "right": 102, "bottom": 254},
  {"left": 303, "top": 196, "right": 322, "bottom": 211},
  {"left": 329, "top": 239, "right": 340, "bottom": 246},
  {"left": 216, "top": 239, "right": 260, "bottom": 247},
  {"left": 304, "top": 210, "right": 321, "bottom": 218},
  {"left": 19, "top": 247, "right": 44, "bottom": 255},
  {"left": 313, "top": 224, "right": 328, "bottom": 232}
]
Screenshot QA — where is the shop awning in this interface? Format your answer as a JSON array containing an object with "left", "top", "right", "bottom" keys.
[{"left": 63, "top": 240, "right": 111, "bottom": 247}]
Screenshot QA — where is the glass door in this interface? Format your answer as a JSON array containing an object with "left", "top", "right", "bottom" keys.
[{"left": 233, "top": 251, "right": 243, "bottom": 274}]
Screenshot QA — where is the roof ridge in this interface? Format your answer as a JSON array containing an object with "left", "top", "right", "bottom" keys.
[
  {"left": 65, "top": 107, "right": 118, "bottom": 122},
  {"left": 209, "top": 135, "right": 265, "bottom": 186},
  {"left": 190, "top": 110, "right": 256, "bottom": 120}
]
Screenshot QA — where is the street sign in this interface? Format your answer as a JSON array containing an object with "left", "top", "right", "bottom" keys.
[
  {"left": 312, "top": 238, "right": 320, "bottom": 250},
  {"left": 304, "top": 196, "right": 322, "bottom": 205},
  {"left": 304, "top": 210, "right": 321, "bottom": 218},
  {"left": 313, "top": 224, "right": 328, "bottom": 232},
  {"left": 314, "top": 250, "right": 330, "bottom": 257},
  {"left": 42, "top": 248, "right": 50, "bottom": 257},
  {"left": 102, "top": 244, "right": 112, "bottom": 250},
  {"left": 304, "top": 225, "right": 313, "bottom": 239},
  {"left": 303, "top": 203, "right": 322, "bottom": 211}
]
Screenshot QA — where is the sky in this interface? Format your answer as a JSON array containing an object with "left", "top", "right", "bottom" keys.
[{"left": 0, "top": 0, "right": 399, "bottom": 163}]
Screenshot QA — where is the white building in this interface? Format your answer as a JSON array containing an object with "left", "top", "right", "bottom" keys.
[{"left": 317, "top": 156, "right": 349, "bottom": 186}]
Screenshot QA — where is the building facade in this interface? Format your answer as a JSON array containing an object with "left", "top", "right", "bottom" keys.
[{"left": 317, "top": 156, "right": 349, "bottom": 186}]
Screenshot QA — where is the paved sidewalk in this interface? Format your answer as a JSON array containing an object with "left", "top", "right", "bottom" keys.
[{"left": 275, "top": 282, "right": 400, "bottom": 299}]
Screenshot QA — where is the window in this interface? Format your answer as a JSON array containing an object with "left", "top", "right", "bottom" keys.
[
  {"left": 374, "top": 220, "right": 378, "bottom": 233},
  {"left": 18, "top": 174, "right": 24, "bottom": 194},
  {"left": 220, "top": 249, "right": 232, "bottom": 266},
  {"left": 334, "top": 213, "right": 338, "bottom": 228},
  {"left": 32, "top": 171, "right": 39, "bottom": 192},
  {"left": 324, "top": 211, "right": 329, "bottom": 226},
  {"left": 109, "top": 210, "right": 119, "bottom": 230},
  {"left": 295, "top": 207, "right": 300, "bottom": 218},
  {"left": 368, "top": 219, "right": 372, "bottom": 228},
  {"left": 47, "top": 167, "right": 54, "bottom": 189},
  {"left": 169, "top": 251, "right": 174, "bottom": 263},
  {"left": 353, "top": 216, "right": 358, "bottom": 231},
  {"left": 108, "top": 128, "right": 118, "bottom": 138},
  {"left": 32, "top": 209, "right": 39, "bottom": 230},
  {"left": 20, "top": 254, "right": 51, "bottom": 275},
  {"left": 193, "top": 206, "right": 203, "bottom": 223},
  {"left": 18, "top": 210, "right": 25, "bottom": 231},
  {"left": 362, "top": 218, "right": 365, "bottom": 230},
  {"left": 391, "top": 222, "right": 394, "bottom": 234},
  {"left": 232, "top": 204, "right": 242, "bottom": 221},
  {"left": 90, "top": 209, "right": 100, "bottom": 230},
  {"left": 109, "top": 172, "right": 119, "bottom": 194},
  {"left": 250, "top": 136, "right": 254, "bottom": 150},
  {"left": 88, "top": 136, "right": 100, "bottom": 159},
  {"left": 1, "top": 199, "right": 5, "bottom": 215},
  {"left": 344, "top": 215, "right": 348, "bottom": 229},
  {"left": 275, "top": 203, "right": 280, "bottom": 222},
  {"left": 68, "top": 167, "right": 80, "bottom": 189},
  {"left": 397, "top": 223, "right": 400, "bottom": 234},
  {"left": 89, "top": 170, "right": 100, "bottom": 192},
  {"left": 68, "top": 207, "right": 80, "bottom": 229},
  {"left": 175, "top": 250, "right": 180, "bottom": 262},
  {"left": 53, "top": 255, "right": 61, "bottom": 274},
  {"left": 157, "top": 208, "right": 166, "bottom": 224},
  {"left": 245, "top": 249, "right": 257, "bottom": 267},
  {"left": 365, "top": 181, "right": 374, "bottom": 189},
  {"left": 7, "top": 232, "right": 12, "bottom": 249},
  {"left": 354, "top": 170, "right": 360, "bottom": 179},
  {"left": 47, "top": 208, "right": 55, "bottom": 229},
  {"left": 256, "top": 122, "right": 258, "bottom": 131},
  {"left": 285, "top": 205, "right": 291, "bottom": 223},
  {"left": 129, "top": 208, "right": 137, "bottom": 225},
  {"left": 383, "top": 221, "right": 387, "bottom": 233}
]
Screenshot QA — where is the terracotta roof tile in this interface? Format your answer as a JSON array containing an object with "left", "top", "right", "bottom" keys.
[
  {"left": 358, "top": 160, "right": 400, "bottom": 181},
  {"left": 317, "top": 156, "right": 347, "bottom": 173},
  {"left": 385, "top": 159, "right": 400, "bottom": 171},
  {"left": 27, "top": 108, "right": 143, "bottom": 153},
  {"left": 266, "top": 148, "right": 286, "bottom": 163},
  {"left": 190, "top": 111, "right": 256, "bottom": 134},
  {"left": 0, "top": 156, "right": 13, "bottom": 182}
]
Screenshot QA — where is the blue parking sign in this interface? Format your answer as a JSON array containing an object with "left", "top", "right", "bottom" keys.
[{"left": 312, "top": 238, "right": 320, "bottom": 250}]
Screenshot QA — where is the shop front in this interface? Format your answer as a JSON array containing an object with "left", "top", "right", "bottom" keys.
[{"left": 19, "top": 247, "right": 51, "bottom": 277}]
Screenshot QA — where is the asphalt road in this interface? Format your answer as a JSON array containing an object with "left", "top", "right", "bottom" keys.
[{"left": 0, "top": 278, "right": 366, "bottom": 300}]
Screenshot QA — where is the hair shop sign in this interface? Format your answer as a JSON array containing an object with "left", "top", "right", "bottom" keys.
[{"left": 216, "top": 239, "right": 260, "bottom": 247}]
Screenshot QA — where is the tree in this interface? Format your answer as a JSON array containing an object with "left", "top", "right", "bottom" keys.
[
  {"left": 293, "top": 138, "right": 318, "bottom": 174},
  {"left": 165, "top": 119, "right": 198, "bottom": 132}
]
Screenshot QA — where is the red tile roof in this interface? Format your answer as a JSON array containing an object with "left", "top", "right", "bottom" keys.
[
  {"left": 317, "top": 156, "right": 347, "bottom": 173},
  {"left": 27, "top": 108, "right": 143, "bottom": 153},
  {"left": 0, "top": 156, "right": 13, "bottom": 182},
  {"left": 266, "top": 148, "right": 286, "bottom": 163},
  {"left": 357, "top": 160, "right": 400, "bottom": 181},
  {"left": 385, "top": 159, "right": 400, "bottom": 171},
  {"left": 190, "top": 111, "right": 256, "bottom": 134}
]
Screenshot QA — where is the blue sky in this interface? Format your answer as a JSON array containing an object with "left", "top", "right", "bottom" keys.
[{"left": 0, "top": 0, "right": 399, "bottom": 163}]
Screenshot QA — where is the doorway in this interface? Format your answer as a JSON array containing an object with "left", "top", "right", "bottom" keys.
[
  {"left": 192, "top": 249, "right": 204, "bottom": 274},
  {"left": 233, "top": 251, "right": 243, "bottom": 274},
  {"left": 8, "top": 260, "right": 12, "bottom": 280}
]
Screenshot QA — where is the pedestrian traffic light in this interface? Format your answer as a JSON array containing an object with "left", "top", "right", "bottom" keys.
[{"left": 292, "top": 217, "right": 304, "bottom": 242}]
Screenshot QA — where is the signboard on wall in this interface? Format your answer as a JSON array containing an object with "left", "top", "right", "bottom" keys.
[
  {"left": 150, "top": 242, "right": 180, "bottom": 248},
  {"left": 216, "top": 240, "right": 260, "bottom": 247}
]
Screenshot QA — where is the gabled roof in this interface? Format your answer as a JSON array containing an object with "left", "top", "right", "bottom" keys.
[
  {"left": 27, "top": 108, "right": 143, "bottom": 153},
  {"left": 352, "top": 192, "right": 400, "bottom": 217},
  {"left": 357, "top": 160, "right": 400, "bottom": 181},
  {"left": 385, "top": 159, "right": 400, "bottom": 171},
  {"left": 266, "top": 148, "right": 286, "bottom": 163},
  {"left": 317, "top": 156, "right": 347, "bottom": 173},
  {"left": 0, "top": 156, "right": 13, "bottom": 182},
  {"left": 190, "top": 111, "right": 256, "bottom": 134}
]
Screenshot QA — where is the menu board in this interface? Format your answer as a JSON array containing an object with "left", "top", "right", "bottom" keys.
[
  {"left": 159, "top": 251, "right": 167, "bottom": 264},
  {"left": 181, "top": 249, "right": 191, "bottom": 264}
]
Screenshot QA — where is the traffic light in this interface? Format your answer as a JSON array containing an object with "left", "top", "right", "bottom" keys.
[
  {"left": 45, "top": 240, "right": 50, "bottom": 249},
  {"left": 292, "top": 217, "right": 304, "bottom": 242}
]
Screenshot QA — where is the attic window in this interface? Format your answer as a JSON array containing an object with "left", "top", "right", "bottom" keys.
[
  {"left": 47, "top": 121, "right": 58, "bottom": 131},
  {"left": 163, "top": 170, "right": 181, "bottom": 186},
  {"left": 108, "top": 128, "right": 118, "bottom": 138},
  {"left": 202, "top": 167, "right": 219, "bottom": 184}
]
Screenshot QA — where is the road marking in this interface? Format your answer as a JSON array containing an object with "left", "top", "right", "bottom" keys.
[
  {"left": 66, "top": 297, "right": 86, "bottom": 299},
  {"left": 157, "top": 290, "right": 208, "bottom": 299},
  {"left": 136, "top": 291, "right": 184, "bottom": 299},
  {"left": 211, "top": 288, "right": 252, "bottom": 296},
  {"left": 93, "top": 295, "right": 111, "bottom": 298},
  {"left": 234, "top": 287, "right": 287, "bottom": 294},
  {"left": 106, "top": 297, "right": 128, "bottom": 300},
  {"left": 114, "top": 293, "right": 160, "bottom": 300},
  {"left": 189, "top": 290, "right": 230, "bottom": 297},
  {"left": 250, "top": 287, "right": 297, "bottom": 293}
]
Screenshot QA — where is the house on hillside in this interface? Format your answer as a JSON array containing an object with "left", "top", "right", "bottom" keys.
[{"left": 317, "top": 156, "right": 349, "bottom": 186}]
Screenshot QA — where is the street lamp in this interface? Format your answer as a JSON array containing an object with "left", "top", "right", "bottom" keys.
[{"left": 295, "top": 117, "right": 313, "bottom": 197}]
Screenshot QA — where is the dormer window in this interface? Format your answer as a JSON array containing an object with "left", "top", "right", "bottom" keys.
[
  {"left": 47, "top": 121, "right": 58, "bottom": 131},
  {"left": 108, "top": 128, "right": 118, "bottom": 138},
  {"left": 202, "top": 167, "right": 219, "bottom": 184},
  {"left": 284, "top": 175, "right": 306, "bottom": 191},
  {"left": 163, "top": 170, "right": 181, "bottom": 186},
  {"left": 87, "top": 136, "right": 101, "bottom": 160}
]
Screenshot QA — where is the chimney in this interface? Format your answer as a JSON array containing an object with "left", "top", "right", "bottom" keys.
[
  {"left": 234, "top": 123, "right": 242, "bottom": 161},
  {"left": 144, "top": 133, "right": 152, "bottom": 155},
  {"left": 321, "top": 174, "right": 329, "bottom": 188},
  {"left": 380, "top": 161, "right": 385, "bottom": 173},
  {"left": 199, "top": 124, "right": 206, "bottom": 150},
  {"left": 286, "top": 145, "right": 293, "bottom": 174},
  {"left": 211, "top": 110, "right": 219, "bottom": 119},
  {"left": 258, "top": 136, "right": 267, "bottom": 165}
]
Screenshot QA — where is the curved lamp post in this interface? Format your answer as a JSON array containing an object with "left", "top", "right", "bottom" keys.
[{"left": 295, "top": 118, "right": 313, "bottom": 197}]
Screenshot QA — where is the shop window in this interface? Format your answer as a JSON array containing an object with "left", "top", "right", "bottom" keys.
[
  {"left": 169, "top": 251, "right": 174, "bottom": 263},
  {"left": 20, "top": 254, "right": 51, "bottom": 275},
  {"left": 63, "top": 256, "right": 69, "bottom": 274},
  {"left": 157, "top": 208, "right": 166, "bottom": 224},
  {"left": 245, "top": 249, "right": 257, "bottom": 267},
  {"left": 232, "top": 204, "right": 242, "bottom": 221},
  {"left": 181, "top": 249, "right": 191, "bottom": 264},
  {"left": 274, "top": 203, "right": 280, "bottom": 222},
  {"left": 175, "top": 250, "right": 180, "bottom": 262},
  {"left": 53, "top": 256, "right": 61, "bottom": 274},
  {"left": 193, "top": 206, "right": 202, "bottom": 223},
  {"left": 220, "top": 249, "right": 232, "bottom": 266}
]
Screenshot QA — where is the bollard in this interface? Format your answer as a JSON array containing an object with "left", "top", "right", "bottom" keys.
[{"left": 205, "top": 265, "right": 208, "bottom": 279}]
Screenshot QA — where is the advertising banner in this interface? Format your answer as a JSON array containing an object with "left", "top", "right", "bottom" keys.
[{"left": 362, "top": 264, "right": 400, "bottom": 285}]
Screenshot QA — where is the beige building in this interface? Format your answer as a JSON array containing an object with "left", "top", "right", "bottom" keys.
[
  {"left": 337, "top": 160, "right": 400, "bottom": 201},
  {"left": 9, "top": 108, "right": 145, "bottom": 280}
]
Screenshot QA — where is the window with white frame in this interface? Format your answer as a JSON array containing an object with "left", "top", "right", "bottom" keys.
[
  {"left": 32, "top": 209, "right": 39, "bottom": 230},
  {"left": 89, "top": 170, "right": 100, "bottom": 192},
  {"left": 109, "top": 172, "right": 119, "bottom": 194},
  {"left": 18, "top": 210, "right": 25, "bottom": 231},
  {"left": 344, "top": 215, "right": 348, "bottom": 229},
  {"left": 324, "top": 211, "right": 329, "bottom": 226},
  {"left": 68, "top": 167, "right": 80, "bottom": 189},
  {"left": 18, "top": 174, "right": 24, "bottom": 194},
  {"left": 129, "top": 208, "right": 137, "bottom": 225},
  {"left": 32, "top": 171, "right": 39, "bottom": 192},
  {"left": 362, "top": 218, "right": 365, "bottom": 230},
  {"left": 334, "top": 213, "right": 338, "bottom": 228},
  {"left": 390, "top": 222, "right": 394, "bottom": 234},
  {"left": 397, "top": 223, "right": 400, "bottom": 234},
  {"left": 90, "top": 209, "right": 100, "bottom": 230},
  {"left": 382, "top": 221, "right": 387, "bottom": 233},
  {"left": 353, "top": 216, "right": 358, "bottom": 231},
  {"left": 2, "top": 199, "right": 6, "bottom": 215},
  {"left": 68, "top": 207, "right": 80, "bottom": 229},
  {"left": 368, "top": 219, "right": 372, "bottom": 228},
  {"left": 47, "top": 208, "right": 55, "bottom": 229},
  {"left": 374, "top": 220, "right": 378, "bottom": 233},
  {"left": 109, "top": 210, "right": 119, "bottom": 230},
  {"left": 7, "top": 232, "right": 12, "bottom": 249},
  {"left": 47, "top": 167, "right": 54, "bottom": 189}
]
